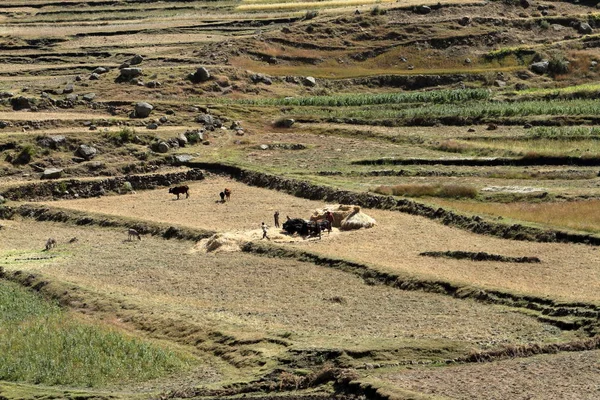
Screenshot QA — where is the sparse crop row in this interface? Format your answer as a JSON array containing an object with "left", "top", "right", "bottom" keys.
[
  {"left": 528, "top": 126, "right": 600, "bottom": 138},
  {"left": 240, "top": 88, "right": 490, "bottom": 107}
]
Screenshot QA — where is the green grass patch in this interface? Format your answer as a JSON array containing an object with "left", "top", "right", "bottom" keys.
[
  {"left": 432, "top": 138, "right": 600, "bottom": 157},
  {"left": 0, "top": 280, "right": 191, "bottom": 387},
  {"left": 527, "top": 126, "right": 600, "bottom": 139},
  {"left": 289, "top": 99, "right": 600, "bottom": 121},
  {"left": 236, "top": 88, "right": 491, "bottom": 107}
]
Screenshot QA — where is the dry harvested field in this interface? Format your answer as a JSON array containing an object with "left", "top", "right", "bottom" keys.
[
  {"left": 3, "top": 0, "right": 600, "bottom": 398},
  {"left": 374, "top": 350, "right": 600, "bottom": 400},
  {"left": 46, "top": 177, "right": 600, "bottom": 304}
]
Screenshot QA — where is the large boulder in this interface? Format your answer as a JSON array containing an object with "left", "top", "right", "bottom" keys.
[
  {"left": 82, "top": 93, "right": 96, "bottom": 101},
  {"left": 129, "top": 54, "right": 144, "bottom": 65},
  {"left": 38, "top": 135, "right": 66, "bottom": 149},
  {"left": 303, "top": 76, "right": 316, "bottom": 87},
  {"left": 157, "top": 141, "right": 170, "bottom": 153},
  {"left": 196, "top": 113, "right": 214, "bottom": 125},
  {"left": 41, "top": 168, "right": 63, "bottom": 180},
  {"left": 415, "top": 5, "right": 431, "bottom": 14},
  {"left": 118, "top": 68, "right": 143, "bottom": 81},
  {"left": 189, "top": 67, "right": 211, "bottom": 82},
  {"left": 76, "top": 144, "right": 97, "bottom": 160},
  {"left": 578, "top": 22, "right": 593, "bottom": 34},
  {"left": 530, "top": 60, "right": 549, "bottom": 74},
  {"left": 134, "top": 102, "right": 153, "bottom": 118},
  {"left": 11, "top": 96, "right": 32, "bottom": 110},
  {"left": 93, "top": 67, "right": 108, "bottom": 74},
  {"left": 172, "top": 154, "right": 194, "bottom": 164},
  {"left": 63, "top": 84, "right": 74, "bottom": 94}
]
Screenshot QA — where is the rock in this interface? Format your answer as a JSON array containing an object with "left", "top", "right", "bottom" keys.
[
  {"left": 63, "top": 84, "right": 74, "bottom": 94},
  {"left": 523, "top": 123, "right": 533, "bottom": 129},
  {"left": 487, "top": 124, "right": 498, "bottom": 131},
  {"left": 0, "top": 195, "right": 5, "bottom": 204},
  {"left": 11, "top": 96, "right": 32, "bottom": 110},
  {"left": 415, "top": 5, "right": 431, "bottom": 14},
  {"left": 279, "top": 118, "right": 295, "bottom": 128},
  {"left": 230, "top": 120, "right": 242, "bottom": 130},
  {"left": 494, "top": 80, "right": 507, "bottom": 88},
  {"left": 159, "top": 116, "right": 168, "bottom": 124},
  {"left": 0, "top": 121, "right": 9, "bottom": 128},
  {"left": 303, "top": 76, "right": 317, "bottom": 87},
  {"left": 515, "top": 83, "right": 528, "bottom": 90},
  {"left": 89, "top": 73, "right": 100, "bottom": 80},
  {"left": 38, "top": 135, "right": 66, "bottom": 149},
  {"left": 458, "top": 16, "right": 471, "bottom": 26},
  {"left": 465, "top": 58, "right": 471, "bottom": 64},
  {"left": 119, "top": 62, "right": 130, "bottom": 69},
  {"left": 41, "top": 168, "right": 63, "bottom": 180},
  {"left": 146, "top": 80, "right": 161, "bottom": 88},
  {"left": 82, "top": 93, "right": 96, "bottom": 101},
  {"left": 157, "top": 141, "right": 170, "bottom": 153},
  {"left": 260, "top": 144, "right": 269, "bottom": 150},
  {"left": 530, "top": 60, "right": 549, "bottom": 74},
  {"left": 520, "top": 0, "right": 530, "bottom": 8},
  {"left": 66, "top": 93, "right": 78, "bottom": 102},
  {"left": 468, "top": 128, "right": 476, "bottom": 132},
  {"left": 173, "top": 154, "right": 194, "bottom": 164},
  {"left": 134, "top": 102, "right": 153, "bottom": 118},
  {"left": 166, "top": 109, "right": 175, "bottom": 115},
  {"left": 177, "top": 133, "right": 188, "bottom": 146},
  {"left": 75, "top": 75, "right": 82, "bottom": 81},
  {"left": 118, "top": 68, "right": 143, "bottom": 80},
  {"left": 578, "top": 22, "right": 593, "bottom": 34},
  {"left": 191, "top": 67, "right": 211, "bottom": 82},
  {"left": 93, "top": 67, "right": 108, "bottom": 74},
  {"left": 129, "top": 54, "right": 144, "bottom": 65},
  {"left": 591, "top": 61, "right": 598, "bottom": 68},
  {"left": 0, "top": 91, "right": 14, "bottom": 98},
  {"left": 76, "top": 144, "right": 97, "bottom": 160},
  {"left": 146, "top": 123, "right": 158, "bottom": 130},
  {"left": 89, "top": 125, "right": 97, "bottom": 131},
  {"left": 250, "top": 73, "right": 272, "bottom": 85},
  {"left": 196, "top": 113, "right": 214, "bottom": 125}
]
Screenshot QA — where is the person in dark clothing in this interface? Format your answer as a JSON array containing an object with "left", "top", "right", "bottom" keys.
[
  {"left": 325, "top": 211, "right": 334, "bottom": 232},
  {"left": 219, "top": 191, "right": 225, "bottom": 202},
  {"left": 274, "top": 211, "right": 280, "bottom": 228}
]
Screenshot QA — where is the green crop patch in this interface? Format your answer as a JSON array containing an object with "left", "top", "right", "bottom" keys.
[{"left": 0, "top": 280, "right": 193, "bottom": 387}]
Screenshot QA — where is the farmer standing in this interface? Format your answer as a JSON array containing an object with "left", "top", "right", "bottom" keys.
[
  {"left": 274, "top": 211, "right": 280, "bottom": 228},
  {"left": 325, "top": 211, "right": 334, "bottom": 232}
]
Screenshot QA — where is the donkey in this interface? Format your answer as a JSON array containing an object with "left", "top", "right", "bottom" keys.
[{"left": 128, "top": 228, "right": 141, "bottom": 241}]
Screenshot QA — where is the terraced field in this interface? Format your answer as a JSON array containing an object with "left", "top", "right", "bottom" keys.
[{"left": 1, "top": 0, "right": 600, "bottom": 399}]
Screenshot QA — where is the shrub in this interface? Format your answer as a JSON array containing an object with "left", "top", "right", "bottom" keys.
[
  {"left": 539, "top": 20, "right": 550, "bottom": 30},
  {"left": 107, "top": 127, "right": 136, "bottom": 144},
  {"left": 13, "top": 145, "right": 35, "bottom": 165},
  {"left": 370, "top": 5, "right": 387, "bottom": 15},
  {"left": 548, "top": 54, "right": 570, "bottom": 76},
  {"left": 304, "top": 10, "right": 318, "bottom": 20}
]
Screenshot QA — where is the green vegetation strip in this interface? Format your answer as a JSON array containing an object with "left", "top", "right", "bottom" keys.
[
  {"left": 290, "top": 99, "right": 600, "bottom": 120},
  {"left": 0, "top": 279, "right": 189, "bottom": 386},
  {"left": 236, "top": 88, "right": 490, "bottom": 106}
]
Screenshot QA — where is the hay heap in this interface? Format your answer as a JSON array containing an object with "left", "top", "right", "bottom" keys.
[
  {"left": 310, "top": 204, "right": 355, "bottom": 228},
  {"left": 196, "top": 233, "right": 243, "bottom": 253},
  {"left": 340, "top": 206, "right": 376, "bottom": 231}
]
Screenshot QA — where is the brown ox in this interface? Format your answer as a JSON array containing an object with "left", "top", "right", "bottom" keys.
[{"left": 224, "top": 188, "right": 232, "bottom": 201}]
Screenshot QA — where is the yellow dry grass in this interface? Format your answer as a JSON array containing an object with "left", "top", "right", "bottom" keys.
[
  {"left": 0, "top": 219, "right": 575, "bottom": 351},
  {"left": 375, "top": 350, "right": 600, "bottom": 400},
  {"left": 44, "top": 177, "right": 600, "bottom": 304},
  {"left": 237, "top": 0, "right": 479, "bottom": 11},
  {"left": 433, "top": 199, "right": 600, "bottom": 234}
]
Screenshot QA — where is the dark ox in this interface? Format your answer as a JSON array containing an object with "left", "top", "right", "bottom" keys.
[
  {"left": 169, "top": 185, "right": 189, "bottom": 199},
  {"left": 282, "top": 218, "right": 326, "bottom": 239}
]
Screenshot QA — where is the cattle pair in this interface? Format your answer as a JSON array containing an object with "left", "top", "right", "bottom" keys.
[{"left": 219, "top": 188, "right": 232, "bottom": 202}]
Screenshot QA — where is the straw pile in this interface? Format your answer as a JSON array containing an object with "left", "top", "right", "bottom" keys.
[
  {"left": 310, "top": 204, "right": 355, "bottom": 228},
  {"left": 196, "top": 233, "right": 244, "bottom": 253},
  {"left": 340, "top": 206, "right": 376, "bottom": 231}
]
